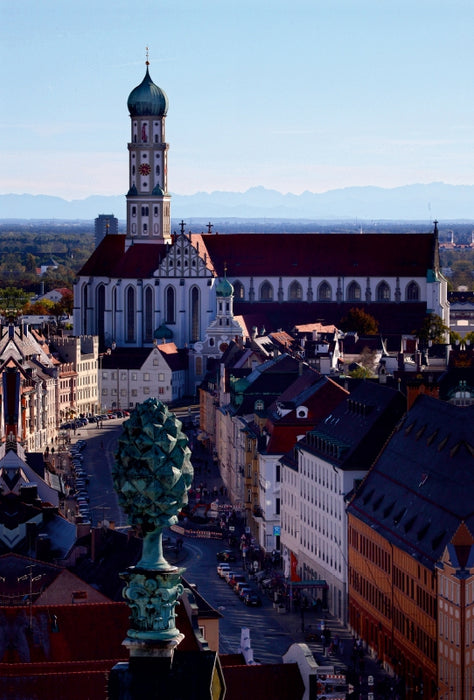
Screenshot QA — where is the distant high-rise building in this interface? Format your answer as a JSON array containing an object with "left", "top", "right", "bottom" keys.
[{"left": 95, "top": 214, "right": 118, "bottom": 247}]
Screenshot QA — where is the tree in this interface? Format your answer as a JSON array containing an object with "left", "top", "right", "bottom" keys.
[
  {"left": 0, "top": 287, "right": 30, "bottom": 319},
  {"left": 23, "top": 299, "right": 55, "bottom": 316},
  {"left": 415, "top": 313, "right": 449, "bottom": 346},
  {"left": 339, "top": 307, "right": 379, "bottom": 335}
]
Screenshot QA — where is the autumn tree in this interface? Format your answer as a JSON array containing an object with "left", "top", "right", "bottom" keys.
[{"left": 339, "top": 307, "right": 379, "bottom": 335}]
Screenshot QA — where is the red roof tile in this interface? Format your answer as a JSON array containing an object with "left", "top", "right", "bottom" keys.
[
  {"left": 221, "top": 661, "right": 305, "bottom": 700},
  {"left": 79, "top": 232, "right": 435, "bottom": 280},
  {"left": 200, "top": 232, "right": 434, "bottom": 278}
]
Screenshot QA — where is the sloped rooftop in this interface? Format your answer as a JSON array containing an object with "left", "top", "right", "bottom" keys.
[{"left": 347, "top": 394, "right": 474, "bottom": 567}]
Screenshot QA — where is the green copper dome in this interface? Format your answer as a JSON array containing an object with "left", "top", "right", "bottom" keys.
[
  {"left": 215, "top": 276, "right": 234, "bottom": 297},
  {"left": 127, "top": 67, "right": 169, "bottom": 117},
  {"left": 154, "top": 323, "right": 173, "bottom": 340}
]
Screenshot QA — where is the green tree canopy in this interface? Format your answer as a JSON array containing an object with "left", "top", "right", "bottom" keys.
[{"left": 415, "top": 313, "right": 450, "bottom": 345}]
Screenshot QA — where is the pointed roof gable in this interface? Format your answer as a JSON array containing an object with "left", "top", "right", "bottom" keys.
[{"left": 265, "top": 371, "right": 349, "bottom": 454}]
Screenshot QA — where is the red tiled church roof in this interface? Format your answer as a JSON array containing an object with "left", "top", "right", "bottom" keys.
[
  {"left": 79, "top": 232, "right": 435, "bottom": 280},
  {"left": 199, "top": 232, "right": 435, "bottom": 278}
]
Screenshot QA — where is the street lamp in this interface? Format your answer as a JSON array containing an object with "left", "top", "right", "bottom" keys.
[{"left": 18, "top": 565, "right": 44, "bottom": 629}]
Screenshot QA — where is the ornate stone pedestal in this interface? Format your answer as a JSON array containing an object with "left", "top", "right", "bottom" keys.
[{"left": 121, "top": 566, "right": 185, "bottom": 646}]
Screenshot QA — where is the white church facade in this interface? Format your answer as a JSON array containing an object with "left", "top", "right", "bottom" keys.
[{"left": 73, "top": 63, "right": 450, "bottom": 393}]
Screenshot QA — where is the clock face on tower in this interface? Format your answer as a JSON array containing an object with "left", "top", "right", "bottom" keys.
[{"left": 138, "top": 163, "right": 151, "bottom": 176}]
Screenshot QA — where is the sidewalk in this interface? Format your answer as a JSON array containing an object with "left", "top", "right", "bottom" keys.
[{"left": 267, "top": 602, "right": 397, "bottom": 697}]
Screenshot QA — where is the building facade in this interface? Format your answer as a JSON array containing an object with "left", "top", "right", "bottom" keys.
[{"left": 347, "top": 395, "right": 474, "bottom": 697}]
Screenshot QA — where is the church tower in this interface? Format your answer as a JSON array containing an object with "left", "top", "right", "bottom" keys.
[{"left": 126, "top": 58, "right": 171, "bottom": 248}]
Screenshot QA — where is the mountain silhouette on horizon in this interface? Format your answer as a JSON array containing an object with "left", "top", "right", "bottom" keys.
[{"left": 1, "top": 183, "right": 473, "bottom": 221}]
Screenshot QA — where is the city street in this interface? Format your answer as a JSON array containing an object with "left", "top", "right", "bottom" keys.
[
  {"left": 67, "top": 415, "right": 300, "bottom": 663},
  {"left": 66, "top": 411, "right": 394, "bottom": 696}
]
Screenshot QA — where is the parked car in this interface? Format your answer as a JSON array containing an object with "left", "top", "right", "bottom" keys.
[
  {"left": 216, "top": 549, "right": 237, "bottom": 562},
  {"left": 228, "top": 574, "right": 246, "bottom": 589},
  {"left": 244, "top": 592, "right": 262, "bottom": 607},
  {"left": 217, "top": 563, "right": 231, "bottom": 577},
  {"left": 223, "top": 570, "right": 237, "bottom": 584}
]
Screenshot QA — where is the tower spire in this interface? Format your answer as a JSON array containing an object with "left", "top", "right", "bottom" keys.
[{"left": 145, "top": 46, "right": 149, "bottom": 66}]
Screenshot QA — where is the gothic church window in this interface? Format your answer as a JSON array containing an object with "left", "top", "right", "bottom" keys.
[
  {"left": 347, "top": 281, "right": 362, "bottom": 301},
  {"left": 318, "top": 281, "right": 332, "bottom": 301},
  {"left": 126, "top": 286, "right": 136, "bottom": 342},
  {"left": 260, "top": 281, "right": 273, "bottom": 301},
  {"left": 233, "top": 280, "right": 244, "bottom": 300},
  {"left": 97, "top": 284, "right": 106, "bottom": 347},
  {"left": 82, "top": 284, "right": 88, "bottom": 334},
  {"left": 289, "top": 280, "right": 303, "bottom": 301},
  {"left": 165, "top": 286, "right": 175, "bottom": 323},
  {"left": 144, "top": 286, "right": 154, "bottom": 343},
  {"left": 190, "top": 286, "right": 200, "bottom": 342},
  {"left": 376, "top": 281, "right": 391, "bottom": 302},
  {"left": 406, "top": 281, "right": 420, "bottom": 301}
]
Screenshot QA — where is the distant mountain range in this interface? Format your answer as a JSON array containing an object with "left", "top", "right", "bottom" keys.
[{"left": 1, "top": 183, "right": 473, "bottom": 222}]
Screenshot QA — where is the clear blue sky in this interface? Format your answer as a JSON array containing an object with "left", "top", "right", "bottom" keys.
[{"left": 1, "top": 0, "right": 473, "bottom": 200}]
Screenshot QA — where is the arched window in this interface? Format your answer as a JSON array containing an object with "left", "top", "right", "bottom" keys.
[
  {"left": 233, "top": 280, "right": 244, "bottom": 300},
  {"left": 112, "top": 286, "right": 117, "bottom": 342},
  {"left": 82, "top": 284, "right": 88, "bottom": 335},
  {"left": 406, "top": 281, "right": 420, "bottom": 301},
  {"left": 260, "top": 281, "right": 273, "bottom": 301},
  {"left": 96, "top": 284, "right": 106, "bottom": 347},
  {"left": 318, "top": 281, "right": 332, "bottom": 301},
  {"left": 376, "top": 281, "right": 391, "bottom": 302},
  {"left": 289, "top": 280, "right": 303, "bottom": 301},
  {"left": 126, "top": 286, "right": 136, "bottom": 342},
  {"left": 347, "top": 281, "right": 362, "bottom": 301},
  {"left": 190, "top": 286, "right": 200, "bottom": 342},
  {"left": 144, "top": 286, "right": 154, "bottom": 343},
  {"left": 165, "top": 286, "right": 175, "bottom": 323}
]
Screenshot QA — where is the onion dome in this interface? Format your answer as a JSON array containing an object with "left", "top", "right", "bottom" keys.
[
  {"left": 127, "top": 66, "right": 168, "bottom": 117},
  {"left": 215, "top": 276, "right": 234, "bottom": 297},
  {"left": 154, "top": 323, "right": 173, "bottom": 340}
]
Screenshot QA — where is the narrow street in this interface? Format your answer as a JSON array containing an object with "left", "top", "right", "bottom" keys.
[{"left": 65, "top": 409, "right": 394, "bottom": 697}]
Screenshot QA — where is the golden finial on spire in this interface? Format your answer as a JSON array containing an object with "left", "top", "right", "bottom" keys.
[{"left": 146, "top": 46, "right": 149, "bottom": 66}]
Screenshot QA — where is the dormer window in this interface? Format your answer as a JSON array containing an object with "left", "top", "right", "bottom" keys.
[{"left": 297, "top": 406, "right": 308, "bottom": 419}]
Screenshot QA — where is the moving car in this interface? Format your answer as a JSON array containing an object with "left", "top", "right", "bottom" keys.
[{"left": 244, "top": 592, "right": 262, "bottom": 607}]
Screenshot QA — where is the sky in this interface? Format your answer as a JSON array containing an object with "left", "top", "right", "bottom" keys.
[{"left": 1, "top": 0, "right": 474, "bottom": 200}]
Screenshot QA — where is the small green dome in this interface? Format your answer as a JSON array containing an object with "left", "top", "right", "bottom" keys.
[
  {"left": 216, "top": 276, "right": 234, "bottom": 297},
  {"left": 128, "top": 67, "right": 168, "bottom": 117},
  {"left": 154, "top": 323, "right": 173, "bottom": 340}
]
